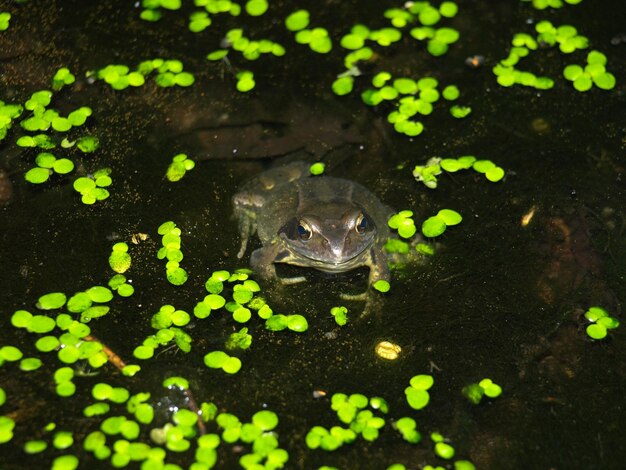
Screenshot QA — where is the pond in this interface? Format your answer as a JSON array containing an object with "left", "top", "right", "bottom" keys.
[{"left": 1, "top": 0, "right": 625, "bottom": 469}]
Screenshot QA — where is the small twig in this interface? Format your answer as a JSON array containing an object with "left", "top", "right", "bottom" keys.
[
  {"left": 182, "top": 387, "right": 207, "bottom": 435},
  {"left": 84, "top": 334, "right": 127, "bottom": 371}
]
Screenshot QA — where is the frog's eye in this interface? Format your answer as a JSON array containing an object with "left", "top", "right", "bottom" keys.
[
  {"left": 297, "top": 220, "right": 312, "bottom": 240},
  {"left": 355, "top": 213, "right": 368, "bottom": 234}
]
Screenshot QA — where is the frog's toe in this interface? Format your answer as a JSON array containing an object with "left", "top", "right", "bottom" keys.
[
  {"left": 279, "top": 275, "right": 307, "bottom": 285},
  {"left": 340, "top": 289, "right": 385, "bottom": 316}
]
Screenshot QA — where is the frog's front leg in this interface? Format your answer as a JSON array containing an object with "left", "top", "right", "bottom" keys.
[
  {"left": 367, "top": 243, "right": 390, "bottom": 286},
  {"left": 233, "top": 193, "right": 264, "bottom": 259},
  {"left": 250, "top": 244, "right": 307, "bottom": 284},
  {"left": 340, "top": 244, "right": 390, "bottom": 315}
]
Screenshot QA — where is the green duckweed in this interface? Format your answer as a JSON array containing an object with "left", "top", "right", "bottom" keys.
[
  {"left": 394, "top": 417, "right": 421, "bottom": 443},
  {"left": 584, "top": 306, "right": 620, "bottom": 340},
  {"left": 157, "top": 221, "right": 188, "bottom": 285},
  {"left": 236, "top": 70, "right": 256, "bottom": 92},
  {"left": 331, "top": 306, "right": 348, "bottom": 326},
  {"left": 226, "top": 327, "right": 252, "bottom": 350},
  {"left": 0, "top": 12, "right": 10, "bottom": 31},
  {"left": 73, "top": 168, "right": 111, "bottom": 204},
  {"left": 462, "top": 377, "right": 503, "bottom": 404},
  {"left": 204, "top": 350, "right": 242, "bottom": 374},
  {"left": 522, "top": 0, "right": 584, "bottom": 9},
  {"left": 388, "top": 210, "right": 417, "bottom": 238},
  {"left": 405, "top": 374, "right": 433, "bottom": 410},
  {"left": 109, "top": 242, "right": 132, "bottom": 274},
  {"left": 24, "top": 151, "right": 76, "bottom": 184},
  {"left": 92, "top": 59, "right": 194, "bottom": 89},
  {"left": 166, "top": 153, "right": 195, "bottom": 182},
  {"left": 563, "top": 50, "right": 616, "bottom": 91},
  {"left": 285, "top": 10, "right": 309, "bottom": 31}
]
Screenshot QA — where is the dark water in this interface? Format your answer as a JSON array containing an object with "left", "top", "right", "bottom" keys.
[{"left": 1, "top": 0, "right": 625, "bottom": 469}]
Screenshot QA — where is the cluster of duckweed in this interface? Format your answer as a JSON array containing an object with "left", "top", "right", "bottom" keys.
[
  {"left": 330, "top": 306, "right": 348, "bottom": 326},
  {"left": 1, "top": 72, "right": 103, "bottom": 205},
  {"left": 7, "top": 289, "right": 122, "bottom": 386},
  {"left": 139, "top": 0, "right": 185, "bottom": 22},
  {"left": 15, "top": 370, "right": 288, "bottom": 469},
  {"left": 327, "top": 2, "right": 463, "bottom": 136},
  {"left": 134, "top": 1, "right": 464, "bottom": 107},
  {"left": 90, "top": 59, "right": 195, "bottom": 90},
  {"left": 493, "top": 20, "right": 615, "bottom": 91},
  {"left": 197, "top": 269, "right": 309, "bottom": 333},
  {"left": 393, "top": 417, "right": 420, "bottom": 443},
  {"left": 166, "top": 153, "right": 195, "bottom": 182},
  {"left": 24, "top": 152, "right": 74, "bottom": 184},
  {"left": 356, "top": 75, "right": 468, "bottom": 137},
  {"left": 584, "top": 306, "right": 620, "bottom": 340},
  {"left": 52, "top": 67, "right": 76, "bottom": 91},
  {"left": 204, "top": 350, "right": 242, "bottom": 374},
  {"left": 0, "top": 100, "right": 22, "bottom": 141},
  {"left": 20, "top": 90, "right": 91, "bottom": 134},
  {"left": 108, "top": 274, "right": 135, "bottom": 298},
  {"left": 109, "top": 242, "right": 132, "bottom": 274},
  {"left": 333, "top": 0, "right": 460, "bottom": 87},
  {"left": 563, "top": 50, "right": 616, "bottom": 91},
  {"left": 205, "top": 27, "right": 285, "bottom": 92},
  {"left": 305, "top": 393, "right": 387, "bottom": 451},
  {"left": 0, "top": 11, "right": 10, "bottom": 31},
  {"left": 14, "top": 83, "right": 97, "bottom": 161},
  {"left": 521, "top": 0, "right": 583, "bottom": 9},
  {"left": 385, "top": 1, "right": 459, "bottom": 56},
  {"left": 140, "top": 0, "right": 268, "bottom": 24},
  {"left": 1, "top": 251, "right": 488, "bottom": 469},
  {"left": 285, "top": 10, "right": 332, "bottom": 54},
  {"left": 462, "top": 378, "right": 503, "bottom": 405},
  {"left": 388, "top": 210, "right": 417, "bottom": 239},
  {"left": 207, "top": 28, "right": 286, "bottom": 62},
  {"left": 157, "top": 221, "right": 189, "bottom": 286},
  {"left": 430, "top": 432, "right": 456, "bottom": 460},
  {"left": 421, "top": 209, "right": 462, "bottom": 238},
  {"left": 130, "top": 265, "right": 309, "bottom": 367},
  {"left": 225, "top": 327, "right": 252, "bottom": 350},
  {"left": 413, "top": 155, "right": 505, "bottom": 189},
  {"left": 386, "top": 210, "right": 438, "bottom": 258},
  {"left": 405, "top": 374, "right": 434, "bottom": 410},
  {"left": 1, "top": 239, "right": 323, "bottom": 467},
  {"left": 305, "top": 376, "right": 475, "bottom": 469},
  {"left": 73, "top": 168, "right": 112, "bottom": 204},
  {"left": 235, "top": 70, "right": 256, "bottom": 92}
]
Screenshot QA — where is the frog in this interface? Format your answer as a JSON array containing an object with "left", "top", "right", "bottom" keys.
[{"left": 233, "top": 161, "right": 393, "bottom": 287}]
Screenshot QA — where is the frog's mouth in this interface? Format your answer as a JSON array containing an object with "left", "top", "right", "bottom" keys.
[{"left": 277, "top": 239, "right": 374, "bottom": 273}]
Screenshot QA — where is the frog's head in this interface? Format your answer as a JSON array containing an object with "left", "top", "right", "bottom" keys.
[{"left": 278, "top": 203, "right": 377, "bottom": 268}]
